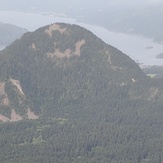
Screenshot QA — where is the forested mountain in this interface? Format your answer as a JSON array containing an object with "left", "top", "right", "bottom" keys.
[
  {"left": 0, "top": 23, "right": 163, "bottom": 162},
  {"left": 0, "top": 23, "right": 27, "bottom": 49}
]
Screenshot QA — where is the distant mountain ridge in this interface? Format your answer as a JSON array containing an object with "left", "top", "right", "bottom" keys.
[{"left": 0, "top": 22, "right": 27, "bottom": 49}]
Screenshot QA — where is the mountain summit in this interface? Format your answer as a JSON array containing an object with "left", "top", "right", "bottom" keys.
[
  {"left": 0, "top": 23, "right": 147, "bottom": 121},
  {"left": 0, "top": 23, "right": 163, "bottom": 162}
]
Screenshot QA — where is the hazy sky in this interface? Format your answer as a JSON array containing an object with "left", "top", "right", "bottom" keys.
[
  {"left": 0, "top": 0, "right": 163, "bottom": 66},
  {"left": 0, "top": 0, "right": 163, "bottom": 12}
]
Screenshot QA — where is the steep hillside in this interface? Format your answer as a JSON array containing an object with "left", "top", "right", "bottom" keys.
[
  {"left": 0, "top": 23, "right": 147, "bottom": 119},
  {"left": 0, "top": 23, "right": 163, "bottom": 162}
]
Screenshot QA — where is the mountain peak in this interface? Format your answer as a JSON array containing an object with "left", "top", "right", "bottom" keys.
[
  {"left": 45, "top": 23, "right": 67, "bottom": 36},
  {"left": 0, "top": 23, "right": 147, "bottom": 120},
  {"left": 1, "top": 23, "right": 163, "bottom": 163}
]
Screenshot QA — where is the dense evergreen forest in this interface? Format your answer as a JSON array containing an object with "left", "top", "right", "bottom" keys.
[{"left": 0, "top": 23, "right": 163, "bottom": 162}]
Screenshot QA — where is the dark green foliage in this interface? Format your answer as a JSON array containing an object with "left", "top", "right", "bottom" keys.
[
  {"left": 0, "top": 23, "right": 146, "bottom": 116},
  {"left": 0, "top": 23, "right": 163, "bottom": 162},
  {"left": 0, "top": 105, "right": 11, "bottom": 118},
  {"left": 0, "top": 119, "right": 162, "bottom": 163}
]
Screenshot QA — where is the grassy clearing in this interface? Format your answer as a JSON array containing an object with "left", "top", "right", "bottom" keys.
[{"left": 147, "top": 74, "right": 157, "bottom": 78}]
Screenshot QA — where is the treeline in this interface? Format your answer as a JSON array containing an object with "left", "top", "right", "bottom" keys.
[{"left": 0, "top": 116, "right": 162, "bottom": 163}]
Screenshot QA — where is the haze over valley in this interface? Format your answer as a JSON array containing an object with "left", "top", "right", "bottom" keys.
[{"left": 0, "top": 9, "right": 163, "bottom": 66}]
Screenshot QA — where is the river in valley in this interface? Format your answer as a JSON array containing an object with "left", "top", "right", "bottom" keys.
[{"left": 0, "top": 10, "right": 163, "bottom": 66}]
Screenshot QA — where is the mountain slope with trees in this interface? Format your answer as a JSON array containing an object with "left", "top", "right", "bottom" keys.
[{"left": 0, "top": 23, "right": 163, "bottom": 162}]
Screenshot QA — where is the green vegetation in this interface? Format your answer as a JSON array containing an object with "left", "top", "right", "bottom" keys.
[
  {"left": 143, "top": 66, "right": 163, "bottom": 78},
  {"left": 0, "top": 23, "right": 163, "bottom": 162},
  {"left": 147, "top": 74, "right": 157, "bottom": 78}
]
